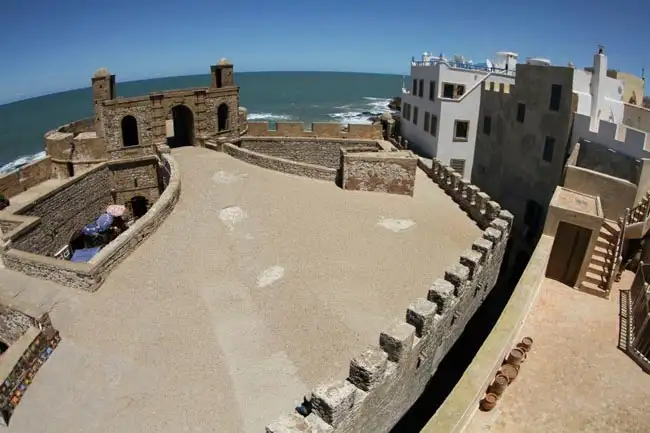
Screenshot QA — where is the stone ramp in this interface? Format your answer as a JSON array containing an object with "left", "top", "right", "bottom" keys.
[{"left": 0, "top": 267, "right": 80, "bottom": 318}]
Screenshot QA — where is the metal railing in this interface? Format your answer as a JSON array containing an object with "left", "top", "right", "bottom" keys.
[
  {"left": 410, "top": 59, "right": 515, "bottom": 76},
  {"left": 628, "top": 263, "right": 650, "bottom": 373}
]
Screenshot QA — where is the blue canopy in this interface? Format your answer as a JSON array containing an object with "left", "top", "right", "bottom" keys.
[
  {"left": 70, "top": 246, "right": 101, "bottom": 263},
  {"left": 96, "top": 213, "right": 113, "bottom": 231}
]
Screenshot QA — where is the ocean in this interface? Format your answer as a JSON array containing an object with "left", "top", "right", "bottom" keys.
[{"left": 0, "top": 71, "right": 402, "bottom": 173}]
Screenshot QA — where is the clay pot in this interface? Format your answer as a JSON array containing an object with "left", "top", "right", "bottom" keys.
[
  {"left": 480, "top": 393, "right": 498, "bottom": 412},
  {"left": 506, "top": 348, "right": 526, "bottom": 367},
  {"left": 519, "top": 337, "right": 533, "bottom": 352},
  {"left": 489, "top": 374, "right": 509, "bottom": 396},
  {"left": 500, "top": 364, "right": 519, "bottom": 384}
]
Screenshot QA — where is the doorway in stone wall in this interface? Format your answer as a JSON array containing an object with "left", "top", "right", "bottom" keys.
[
  {"left": 167, "top": 105, "right": 195, "bottom": 148},
  {"left": 130, "top": 196, "right": 149, "bottom": 219},
  {"left": 546, "top": 222, "right": 592, "bottom": 287}
]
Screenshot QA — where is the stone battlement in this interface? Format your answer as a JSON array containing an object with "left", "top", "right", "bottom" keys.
[
  {"left": 247, "top": 122, "right": 382, "bottom": 140},
  {"left": 266, "top": 158, "right": 512, "bottom": 432},
  {"left": 483, "top": 80, "right": 514, "bottom": 94},
  {"left": 573, "top": 114, "right": 650, "bottom": 155}
]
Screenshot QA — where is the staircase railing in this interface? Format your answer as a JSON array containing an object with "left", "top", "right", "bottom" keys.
[
  {"left": 627, "top": 262, "right": 650, "bottom": 374},
  {"left": 607, "top": 208, "right": 630, "bottom": 295}
]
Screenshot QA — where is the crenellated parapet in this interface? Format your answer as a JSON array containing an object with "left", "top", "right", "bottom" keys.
[
  {"left": 265, "top": 157, "right": 513, "bottom": 433},
  {"left": 247, "top": 122, "right": 382, "bottom": 140}
]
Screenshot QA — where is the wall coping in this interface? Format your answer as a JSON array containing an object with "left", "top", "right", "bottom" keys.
[
  {"left": 0, "top": 155, "right": 50, "bottom": 182},
  {"left": 1, "top": 153, "right": 181, "bottom": 291},
  {"left": 421, "top": 235, "right": 553, "bottom": 433},
  {"left": 240, "top": 136, "right": 381, "bottom": 145},
  {"left": 0, "top": 326, "right": 40, "bottom": 382}
]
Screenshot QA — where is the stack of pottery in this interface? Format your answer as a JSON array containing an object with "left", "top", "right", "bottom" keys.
[{"left": 479, "top": 337, "right": 534, "bottom": 412}]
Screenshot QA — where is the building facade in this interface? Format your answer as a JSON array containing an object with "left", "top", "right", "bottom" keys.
[{"left": 400, "top": 52, "right": 516, "bottom": 179}]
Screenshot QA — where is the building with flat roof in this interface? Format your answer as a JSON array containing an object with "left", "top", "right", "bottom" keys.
[{"left": 399, "top": 51, "right": 516, "bottom": 179}]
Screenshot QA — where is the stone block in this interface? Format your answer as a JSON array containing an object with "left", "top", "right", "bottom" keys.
[
  {"left": 490, "top": 218, "right": 509, "bottom": 234},
  {"left": 348, "top": 346, "right": 388, "bottom": 391},
  {"left": 427, "top": 278, "right": 456, "bottom": 314},
  {"left": 379, "top": 321, "right": 415, "bottom": 362},
  {"left": 406, "top": 298, "right": 438, "bottom": 337},
  {"left": 498, "top": 209, "right": 514, "bottom": 227},
  {"left": 444, "top": 263, "right": 470, "bottom": 295},
  {"left": 483, "top": 227, "right": 502, "bottom": 243},
  {"left": 265, "top": 412, "right": 333, "bottom": 433},
  {"left": 486, "top": 200, "right": 501, "bottom": 219},
  {"left": 460, "top": 249, "right": 483, "bottom": 277},
  {"left": 311, "top": 380, "right": 357, "bottom": 427},
  {"left": 472, "top": 238, "right": 494, "bottom": 255}
]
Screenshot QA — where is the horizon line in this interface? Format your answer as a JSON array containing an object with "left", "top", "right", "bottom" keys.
[{"left": 0, "top": 70, "right": 407, "bottom": 106}]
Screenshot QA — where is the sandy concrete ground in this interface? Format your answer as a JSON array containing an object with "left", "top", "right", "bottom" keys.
[
  {"left": 4, "top": 147, "right": 479, "bottom": 433},
  {"left": 466, "top": 273, "right": 650, "bottom": 433}
]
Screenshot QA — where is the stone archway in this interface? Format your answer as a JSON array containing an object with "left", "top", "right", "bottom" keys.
[
  {"left": 167, "top": 105, "right": 195, "bottom": 148},
  {"left": 217, "top": 103, "right": 229, "bottom": 132}
]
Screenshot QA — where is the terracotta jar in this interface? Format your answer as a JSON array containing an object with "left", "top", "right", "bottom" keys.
[
  {"left": 480, "top": 393, "right": 498, "bottom": 411},
  {"left": 489, "top": 374, "right": 509, "bottom": 396},
  {"left": 500, "top": 363, "right": 519, "bottom": 384},
  {"left": 519, "top": 336, "right": 533, "bottom": 352},
  {"left": 507, "top": 347, "right": 526, "bottom": 366}
]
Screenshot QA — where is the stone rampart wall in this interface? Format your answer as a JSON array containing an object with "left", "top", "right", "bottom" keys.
[
  {"left": 248, "top": 122, "right": 382, "bottom": 140},
  {"left": 223, "top": 143, "right": 337, "bottom": 181},
  {"left": 341, "top": 148, "right": 418, "bottom": 196},
  {"left": 0, "top": 155, "right": 181, "bottom": 292},
  {"left": 266, "top": 158, "right": 513, "bottom": 433},
  {"left": 0, "top": 158, "right": 52, "bottom": 199},
  {"left": 7, "top": 164, "right": 112, "bottom": 256},
  {"left": 240, "top": 137, "right": 380, "bottom": 169}
]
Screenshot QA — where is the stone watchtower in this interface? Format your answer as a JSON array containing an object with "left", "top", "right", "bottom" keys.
[
  {"left": 210, "top": 58, "right": 234, "bottom": 88},
  {"left": 91, "top": 68, "right": 116, "bottom": 136}
]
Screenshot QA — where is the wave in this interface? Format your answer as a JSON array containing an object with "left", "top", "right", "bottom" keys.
[
  {"left": 246, "top": 112, "right": 293, "bottom": 121},
  {"left": 328, "top": 96, "right": 396, "bottom": 125},
  {"left": 0, "top": 151, "right": 47, "bottom": 175}
]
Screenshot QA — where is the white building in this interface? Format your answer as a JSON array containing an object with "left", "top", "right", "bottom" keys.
[
  {"left": 400, "top": 51, "right": 517, "bottom": 179},
  {"left": 571, "top": 48, "right": 650, "bottom": 159}
]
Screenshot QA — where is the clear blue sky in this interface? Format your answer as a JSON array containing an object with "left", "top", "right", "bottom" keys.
[{"left": 0, "top": 0, "right": 648, "bottom": 103}]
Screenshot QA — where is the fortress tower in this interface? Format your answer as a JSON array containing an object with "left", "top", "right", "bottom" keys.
[
  {"left": 210, "top": 58, "right": 234, "bottom": 88},
  {"left": 91, "top": 68, "right": 116, "bottom": 136}
]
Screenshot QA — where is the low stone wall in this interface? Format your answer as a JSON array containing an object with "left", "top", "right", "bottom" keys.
[
  {"left": 421, "top": 235, "right": 553, "bottom": 433},
  {"left": 223, "top": 143, "right": 337, "bottom": 181},
  {"left": 266, "top": 158, "right": 513, "bottom": 433},
  {"left": 239, "top": 137, "right": 380, "bottom": 169},
  {"left": 341, "top": 148, "right": 418, "bottom": 196},
  {"left": 0, "top": 157, "right": 52, "bottom": 199},
  {"left": 247, "top": 122, "right": 382, "bottom": 139},
  {"left": 0, "top": 312, "right": 60, "bottom": 426},
  {"left": 9, "top": 164, "right": 113, "bottom": 257},
  {"left": 0, "top": 154, "right": 181, "bottom": 292}
]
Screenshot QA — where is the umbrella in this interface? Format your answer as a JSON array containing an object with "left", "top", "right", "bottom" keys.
[
  {"left": 96, "top": 213, "right": 114, "bottom": 232},
  {"left": 106, "top": 204, "right": 126, "bottom": 217}
]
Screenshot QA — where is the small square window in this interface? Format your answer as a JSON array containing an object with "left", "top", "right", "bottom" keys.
[
  {"left": 413, "top": 106, "right": 419, "bottom": 125},
  {"left": 483, "top": 116, "right": 492, "bottom": 135},
  {"left": 430, "top": 115, "right": 438, "bottom": 137},
  {"left": 517, "top": 103, "right": 526, "bottom": 123},
  {"left": 424, "top": 111, "right": 430, "bottom": 131},
  {"left": 454, "top": 120, "right": 469, "bottom": 141},
  {"left": 543, "top": 136, "right": 555, "bottom": 162}
]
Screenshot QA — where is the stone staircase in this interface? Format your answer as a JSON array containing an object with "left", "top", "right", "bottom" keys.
[{"left": 579, "top": 220, "right": 620, "bottom": 298}]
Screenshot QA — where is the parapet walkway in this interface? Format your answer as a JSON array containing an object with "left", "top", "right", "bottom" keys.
[{"left": 7, "top": 146, "right": 480, "bottom": 433}]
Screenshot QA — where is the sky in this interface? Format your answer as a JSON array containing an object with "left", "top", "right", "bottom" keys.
[{"left": 0, "top": 0, "right": 648, "bottom": 104}]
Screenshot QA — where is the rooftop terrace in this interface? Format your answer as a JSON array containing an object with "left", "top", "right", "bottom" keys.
[
  {"left": 465, "top": 273, "right": 650, "bottom": 433},
  {"left": 3, "top": 146, "right": 481, "bottom": 432}
]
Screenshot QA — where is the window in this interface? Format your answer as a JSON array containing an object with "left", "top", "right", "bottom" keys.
[
  {"left": 516, "top": 103, "right": 526, "bottom": 123},
  {"left": 403, "top": 103, "right": 411, "bottom": 121},
  {"left": 453, "top": 120, "right": 469, "bottom": 141},
  {"left": 413, "top": 79, "right": 418, "bottom": 96},
  {"left": 418, "top": 79, "right": 424, "bottom": 98},
  {"left": 430, "top": 115, "right": 438, "bottom": 136},
  {"left": 483, "top": 116, "right": 492, "bottom": 135},
  {"left": 217, "top": 103, "right": 229, "bottom": 132},
  {"left": 456, "top": 85, "right": 465, "bottom": 97},
  {"left": 443, "top": 83, "right": 455, "bottom": 98},
  {"left": 429, "top": 81, "right": 436, "bottom": 101},
  {"left": 121, "top": 115, "right": 139, "bottom": 147},
  {"left": 413, "top": 106, "right": 419, "bottom": 125},
  {"left": 424, "top": 111, "right": 430, "bottom": 131},
  {"left": 543, "top": 136, "right": 555, "bottom": 162},
  {"left": 550, "top": 84, "right": 562, "bottom": 111},
  {"left": 450, "top": 159, "right": 466, "bottom": 177}
]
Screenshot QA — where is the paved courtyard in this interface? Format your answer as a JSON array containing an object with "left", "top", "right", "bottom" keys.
[
  {"left": 465, "top": 273, "right": 650, "bottom": 433},
  {"left": 2, "top": 147, "right": 480, "bottom": 433}
]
